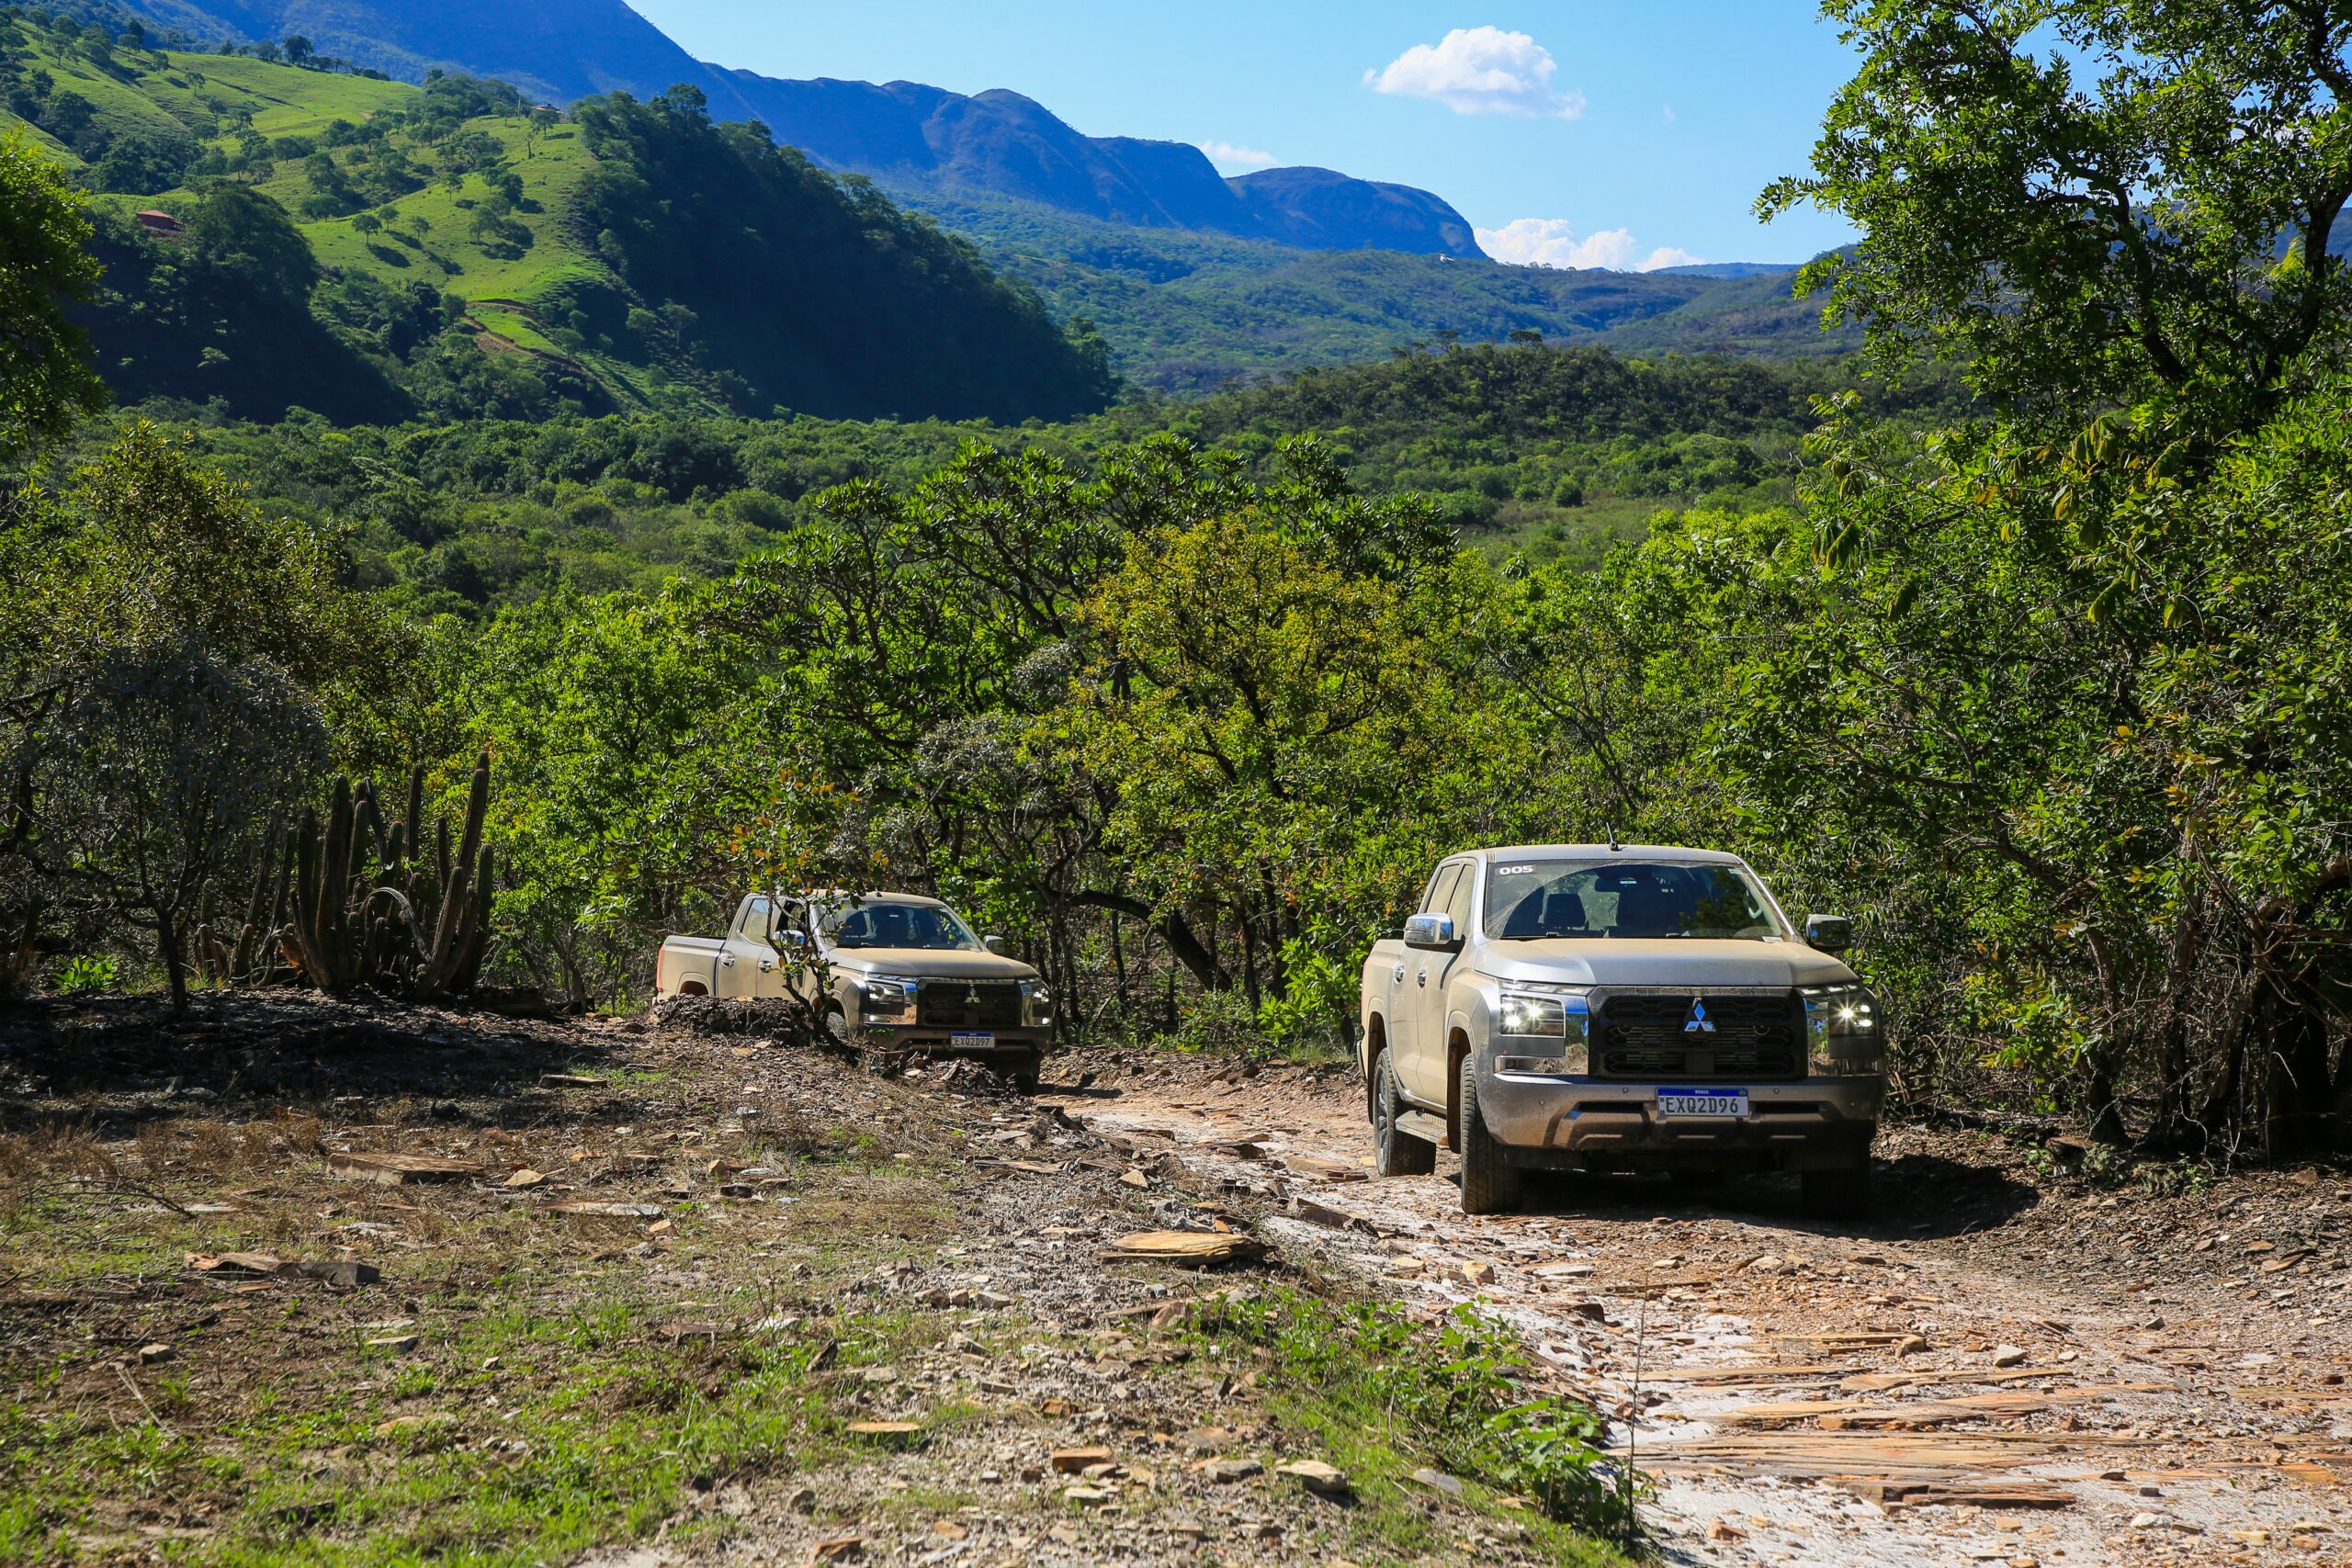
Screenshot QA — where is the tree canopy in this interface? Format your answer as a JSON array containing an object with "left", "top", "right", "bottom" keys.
[{"left": 1765, "top": 0, "right": 2352, "bottom": 429}]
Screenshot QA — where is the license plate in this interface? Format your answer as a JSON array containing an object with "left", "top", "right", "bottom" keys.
[
  {"left": 949, "top": 1032, "right": 995, "bottom": 1050},
  {"left": 1657, "top": 1088, "right": 1748, "bottom": 1118}
]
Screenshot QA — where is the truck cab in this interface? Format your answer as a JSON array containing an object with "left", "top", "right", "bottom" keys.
[{"left": 1360, "top": 845, "right": 1884, "bottom": 1217}]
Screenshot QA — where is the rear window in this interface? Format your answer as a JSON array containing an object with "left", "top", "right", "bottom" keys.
[{"left": 1484, "top": 860, "right": 1782, "bottom": 941}]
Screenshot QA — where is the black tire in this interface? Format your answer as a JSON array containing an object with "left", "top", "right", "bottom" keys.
[
  {"left": 1457, "top": 1053, "right": 1522, "bottom": 1215},
  {"left": 1371, "top": 1052, "right": 1436, "bottom": 1177},
  {"left": 1801, "top": 1161, "right": 1873, "bottom": 1223},
  {"left": 1006, "top": 1054, "right": 1043, "bottom": 1093}
]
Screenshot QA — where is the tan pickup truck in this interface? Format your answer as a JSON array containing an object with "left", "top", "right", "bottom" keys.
[
  {"left": 1359, "top": 844, "right": 1884, "bottom": 1218},
  {"left": 656, "top": 891, "right": 1054, "bottom": 1089}
]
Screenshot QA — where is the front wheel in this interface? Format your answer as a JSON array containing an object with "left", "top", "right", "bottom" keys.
[
  {"left": 1457, "top": 1053, "right": 1522, "bottom": 1215},
  {"left": 1371, "top": 1052, "right": 1436, "bottom": 1176},
  {"left": 1004, "top": 1053, "right": 1043, "bottom": 1093}
]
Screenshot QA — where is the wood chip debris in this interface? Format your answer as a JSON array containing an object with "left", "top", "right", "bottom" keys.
[
  {"left": 1276, "top": 1459, "right": 1350, "bottom": 1495},
  {"left": 1838, "top": 1479, "right": 2074, "bottom": 1510},
  {"left": 1650, "top": 1363, "right": 1859, "bottom": 1386},
  {"left": 185, "top": 1253, "right": 380, "bottom": 1288},
  {"left": 1099, "top": 1231, "right": 1271, "bottom": 1266},
  {"left": 544, "top": 1201, "right": 664, "bottom": 1219},
  {"left": 325, "top": 1152, "right": 485, "bottom": 1186}
]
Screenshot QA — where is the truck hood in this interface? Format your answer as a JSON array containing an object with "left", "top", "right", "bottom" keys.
[
  {"left": 1476, "top": 939, "right": 1857, "bottom": 989},
  {"left": 826, "top": 949, "right": 1038, "bottom": 983}
]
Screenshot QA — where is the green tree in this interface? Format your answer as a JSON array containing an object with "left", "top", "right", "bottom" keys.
[
  {"left": 0, "top": 132, "right": 105, "bottom": 457},
  {"left": 38, "top": 641, "right": 325, "bottom": 1012},
  {"left": 1764, "top": 0, "right": 2352, "bottom": 429}
]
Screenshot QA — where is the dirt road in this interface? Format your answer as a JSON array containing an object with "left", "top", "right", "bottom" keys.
[{"left": 1065, "top": 1058, "right": 2352, "bottom": 1567}]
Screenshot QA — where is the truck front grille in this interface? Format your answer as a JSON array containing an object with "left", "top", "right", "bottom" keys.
[
  {"left": 1596, "top": 992, "right": 1803, "bottom": 1080},
  {"left": 916, "top": 981, "right": 1023, "bottom": 1030}
]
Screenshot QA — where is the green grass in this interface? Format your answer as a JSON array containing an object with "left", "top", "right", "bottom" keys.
[{"left": 1185, "top": 1288, "right": 1640, "bottom": 1564}]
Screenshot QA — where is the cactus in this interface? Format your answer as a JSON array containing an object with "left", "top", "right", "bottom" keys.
[{"left": 266, "top": 755, "right": 499, "bottom": 1001}]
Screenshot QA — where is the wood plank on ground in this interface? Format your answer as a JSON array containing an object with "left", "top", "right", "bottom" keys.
[{"left": 326, "top": 1152, "right": 485, "bottom": 1185}]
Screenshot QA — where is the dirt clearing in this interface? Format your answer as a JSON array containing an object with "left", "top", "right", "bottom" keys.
[{"left": 0, "top": 998, "right": 1625, "bottom": 1567}]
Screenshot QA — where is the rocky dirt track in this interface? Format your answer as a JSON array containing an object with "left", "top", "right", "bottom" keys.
[
  {"left": 10, "top": 995, "right": 2352, "bottom": 1567},
  {"left": 1069, "top": 1055, "right": 2352, "bottom": 1568}
]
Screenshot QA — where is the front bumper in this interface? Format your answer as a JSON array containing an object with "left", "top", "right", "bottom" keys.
[
  {"left": 858, "top": 1025, "right": 1050, "bottom": 1058},
  {"left": 1476, "top": 1044, "right": 1881, "bottom": 1173}
]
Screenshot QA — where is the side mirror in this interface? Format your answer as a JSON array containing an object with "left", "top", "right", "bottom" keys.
[
  {"left": 1805, "top": 914, "right": 1854, "bottom": 953},
  {"left": 1403, "top": 912, "right": 1460, "bottom": 952},
  {"left": 774, "top": 928, "right": 809, "bottom": 953},
  {"left": 983, "top": 935, "right": 1009, "bottom": 956}
]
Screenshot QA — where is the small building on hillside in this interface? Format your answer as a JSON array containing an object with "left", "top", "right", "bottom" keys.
[{"left": 134, "top": 209, "right": 184, "bottom": 236}]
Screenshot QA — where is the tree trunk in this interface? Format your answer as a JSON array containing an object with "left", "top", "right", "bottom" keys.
[
  {"left": 2262, "top": 984, "right": 2335, "bottom": 1160},
  {"left": 1069, "top": 891, "right": 1228, "bottom": 992},
  {"left": 157, "top": 908, "right": 189, "bottom": 1016}
]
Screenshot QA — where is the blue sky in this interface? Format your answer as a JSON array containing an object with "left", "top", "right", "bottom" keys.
[{"left": 628, "top": 2, "right": 1862, "bottom": 267}]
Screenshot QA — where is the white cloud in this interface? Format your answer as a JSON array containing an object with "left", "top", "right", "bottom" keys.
[
  {"left": 1363, "top": 27, "right": 1585, "bottom": 118},
  {"left": 1662, "top": 103, "right": 1677, "bottom": 124},
  {"left": 1476, "top": 218, "right": 1702, "bottom": 272},
  {"left": 1198, "top": 139, "right": 1280, "bottom": 172}
]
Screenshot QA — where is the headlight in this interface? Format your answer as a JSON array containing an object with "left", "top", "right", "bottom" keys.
[
  {"left": 859, "top": 977, "right": 915, "bottom": 1024},
  {"left": 1495, "top": 984, "right": 1590, "bottom": 1072},
  {"left": 1801, "top": 983, "right": 1882, "bottom": 1072},
  {"left": 1021, "top": 978, "right": 1053, "bottom": 1027}
]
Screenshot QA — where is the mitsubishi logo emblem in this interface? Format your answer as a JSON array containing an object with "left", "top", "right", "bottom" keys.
[
  {"left": 965, "top": 986, "right": 980, "bottom": 1006},
  {"left": 1683, "top": 998, "right": 1716, "bottom": 1034}
]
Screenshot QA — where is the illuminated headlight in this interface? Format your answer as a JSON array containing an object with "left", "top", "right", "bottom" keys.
[
  {"left": 1495, "top": 984, "right": 1590, "bottom": 1071},
  {"left": 1021, "top": 978, "right": 1053, "bottom": 1027},
  {"left": 1801, "top": 983, "right": 1882, "bottom": 1073},
  {"left": 859, "top": 977, "right": 915, "bottom": 1024}
]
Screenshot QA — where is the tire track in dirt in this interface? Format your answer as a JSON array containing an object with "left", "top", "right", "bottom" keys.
[{"left": 1057, "top": 1065, "right": 2352, "bottom": 1567}]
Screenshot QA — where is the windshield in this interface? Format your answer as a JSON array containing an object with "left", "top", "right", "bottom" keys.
[
  {"left": 1484, "top": 860, "right": 1784, "bottom": 942},
  {"left": 815, "top": 897, "right": 983, "bottom": 952}
]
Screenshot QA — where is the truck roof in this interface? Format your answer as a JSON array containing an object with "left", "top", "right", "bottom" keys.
[
  {"left": 788, "top": 889, "right": 951, "bottom": 908},
  {"left": 1466, "top": 844, "right": 1748, "bottom": 865}
]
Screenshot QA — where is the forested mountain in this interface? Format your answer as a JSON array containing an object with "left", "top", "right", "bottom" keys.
[
  {"left": 714, "top": 73, "right": 1480, "bottom": 256},
  {"left": 15, "top": 2, "right": 1844, "bottom": 389},
  {"left": 0, "top": 13, "right": 1114, "bottom": 422}
]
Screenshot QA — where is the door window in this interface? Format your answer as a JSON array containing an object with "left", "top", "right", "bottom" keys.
[
  {"left": 742, "top": 897, "right": 773, "bottom": 941},
  {"left": 1422, "top": 863, "right": 1464, "bottom": 923},
  {"left": 1442, "top": 862, "right": 1476, "bottom": 939}
]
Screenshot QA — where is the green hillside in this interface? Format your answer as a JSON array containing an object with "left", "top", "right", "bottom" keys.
[
  {"left": 915, "top": 192, "right": 1758, "bottom": 392},
  {"left": 0, "top": 11, "right": 1112, "bottom": 422}
]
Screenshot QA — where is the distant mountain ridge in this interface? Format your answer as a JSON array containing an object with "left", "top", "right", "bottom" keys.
[
  {"left": 96, "top": 0, "right": 758, "bottom": 114},
  {"left": 712, "top": 73, "right": 1479, "bottom": 256},
  {"left": 92, "top": 0, "right": 1480, "bottom": 256}
]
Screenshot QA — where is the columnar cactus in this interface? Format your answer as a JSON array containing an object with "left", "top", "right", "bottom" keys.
[{"left": 268, "top": 755, "right": 498, "bottom": 1000}]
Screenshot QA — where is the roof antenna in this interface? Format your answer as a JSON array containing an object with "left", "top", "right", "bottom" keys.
[{"left": 1607, "top": 825, "right": 1621, "bottom": 852}]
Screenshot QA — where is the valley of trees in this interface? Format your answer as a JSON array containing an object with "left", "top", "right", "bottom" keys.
[{"left": 8, "top": 0, "right": 2352, "bottom": 1166}]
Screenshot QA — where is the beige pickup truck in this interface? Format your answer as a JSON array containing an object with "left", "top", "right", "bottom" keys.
[
  {"left": 1359, "top": 844, "right": 1884, "bottom": 1218},
  {"left": 656, "top": 891, "right": 1054, "bottom": 1089}
]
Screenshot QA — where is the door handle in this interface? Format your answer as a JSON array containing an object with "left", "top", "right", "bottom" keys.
[
  {"left": 719, "top": 954, "right": 736, "bottom": 967},
  {"left": 757, "top": 958, "right": 776, "bottom": 971},
  {"left": 1392, "top": 964, "right": 1405, "bottom": 983},
  {"left": 1416, "top": 970, "right": 1428, "bottom": 987}
]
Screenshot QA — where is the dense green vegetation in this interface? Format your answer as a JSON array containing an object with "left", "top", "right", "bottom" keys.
[
  {"left": 0, "top": 6, "right": 1112, "bottom": 423},
  {"left": 924, "top": 190, "right": 1842, "bottom": 392},
  {"left": 9, "top": 343, "right": 1962, "bottom": 623},
  {"left": 9, "top": 0, "right": 2352, "bottom": 1167}
]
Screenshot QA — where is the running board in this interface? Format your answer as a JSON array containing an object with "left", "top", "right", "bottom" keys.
[{"left": 1397, "top": 1110, "right": 1450, "bottom": 1146}]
